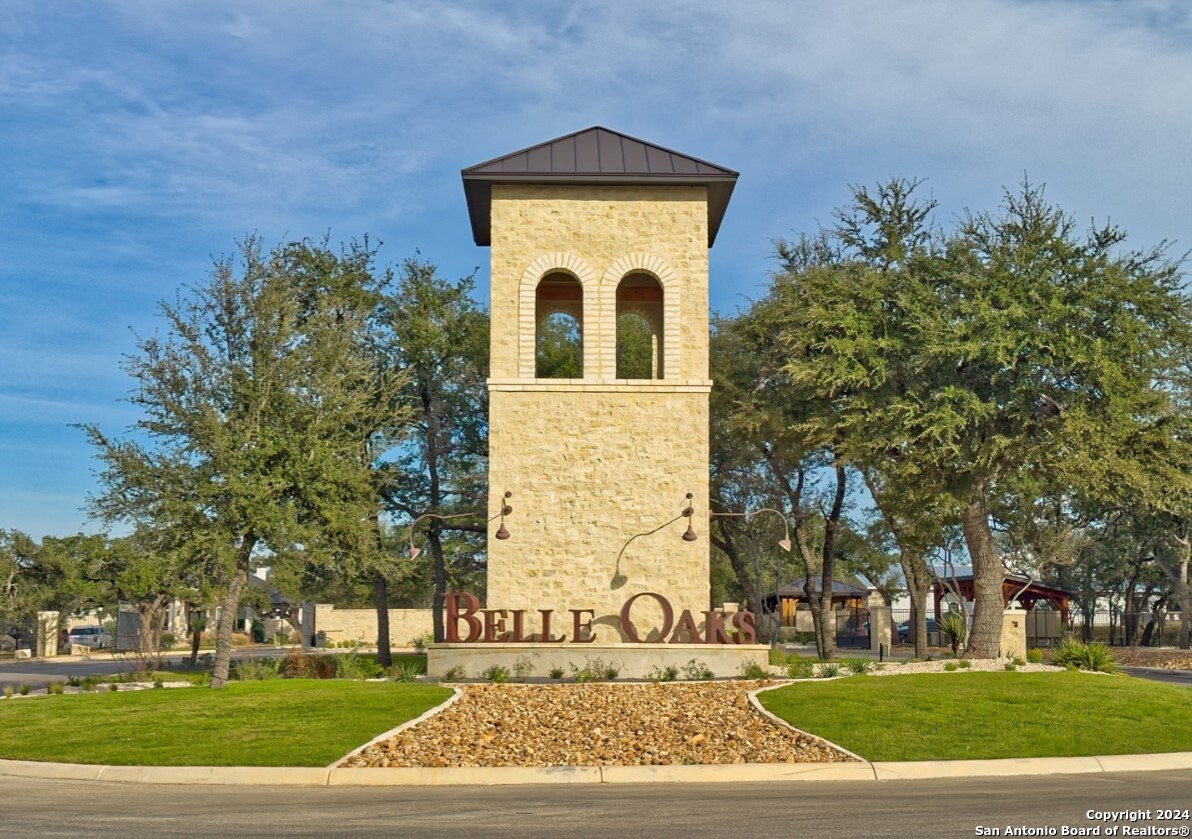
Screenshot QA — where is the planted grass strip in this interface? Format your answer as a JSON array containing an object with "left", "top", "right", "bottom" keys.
[
  {"left": 0, "top": 680, "right": 452, "bottom": 767},
  {"left": 758, "top": 671, "right": 1192, "bottom": 762}
]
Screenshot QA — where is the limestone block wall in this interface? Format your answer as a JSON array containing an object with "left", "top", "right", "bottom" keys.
[
  {"left": 486, "top": 388, "right": 710, "bottom": 641},
  {"left": 484, "top": 182, "right": 714, "bottom": 643},
  {"left": 488, "top": 184, "right": 710, "bottom": 384},
  {"left": 313, "top": 604, "right": 433, "bottom": 647}
]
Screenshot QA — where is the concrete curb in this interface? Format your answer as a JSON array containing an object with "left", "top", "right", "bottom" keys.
[{"left": 4, "top": 752, "right": 1191, "bottom": 787}]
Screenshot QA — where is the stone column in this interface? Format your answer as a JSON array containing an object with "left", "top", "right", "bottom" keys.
[
  {"left": 869, "top": 605, "right": 892, "bottom": 653},
  {"left": 1000, "top": 606, "right": 1027, "bottom": 660},
  {"left": 36, "top": 611, "right": 59, "bottom": 658}
]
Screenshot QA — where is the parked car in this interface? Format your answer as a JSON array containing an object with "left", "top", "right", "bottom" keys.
[
  {"left": 896, "top": 618, "right": 936, "bottom": 643},
  {"left": 67, "top": 626, "right": 111, "bottom": 649}
]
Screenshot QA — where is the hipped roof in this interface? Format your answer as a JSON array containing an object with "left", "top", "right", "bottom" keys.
[{"left": 461, "top": 126, "right": 738, "bottom": 246}]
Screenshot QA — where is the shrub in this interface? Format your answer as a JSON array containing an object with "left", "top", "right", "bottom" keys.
[
  {"left": 1004, "top": 662, "right": 1017, "bottom": 671},
  {"left": 511, "top": 655, "right": 534, "bottom": 682},
  {"left": 18, "top": 683, "right": 29, "bottom": 696},
  {"left": 739, "top": 661, "right": 769, "bottom": 680},
  {"left": 335, "top": 651, "right": 383, "bottom": 681},
  {"left": 843, "top": 658, "right": 873, "bottom": 675},
  {"left": 153, "top": 679, "right": 164, "bottom": 689},
  {"left": 67, "top": 676, "right": 82, "bottom": 687},
  {"left": 958, "top": 659, "right": 973, "bottom": 669},
  {"left": 1027, "top": 648, "right": 1044, "bottom": 664},
  {"left": 681, "top": 659, "right": 714, "bottom": 681},
  {"left": 230, "top": 632, "right": 253, "bottom": 648},
  {"left": 647, "top": 664, "right": 679, "bottom": 682},
  {"left": 944, "top": 662, "right": 959, "bottom": 672},
  {"left": 571, "top": 658, "right": 618, "bottom": 682},
  {"left": 1052, "top": 639, "right": 1117, "bottom": 673},
  {"left": 817, "top": 663, "right": 840, "bottom": 679},
  {"left": 47, "top": 682, "right": 64, "bottom": 695},
  {"left": 187, "top": 671, "right": 211, "bottom": 687},
  {"left": 441, "top": 665, "right": 465, "bottom": 681},
  {"left": 769, "top": 648, "right": 793, "bottom": 666},
  {"left": 410, "top": 632, "right": 433, "bottom": 654},
  {"left": 483, "top": 665, "right": 509, "bottom": 684},
  {"left": 160, "top": 632, "right": 177, "bottom": 650},
  {"left": 234, "top": 657, "right": 282, "bottom": 681},
  {"left": 548, "top": 666, "right": 565, "bottom": 680},
  {"left": 937, "top": 612, "right": 967, "bottom": 656},
  {"left": 3, "top": 686, "right": 12, "bottom": 699},
  {"left": 786, "top": 659, "right": 814, "bottom": 679},
  {"left": 108, "top": 682, "right": 119, "bottom": 692},
  {"left": 389, "top": 660, "right": 424, "bottom": 683},
  {"left": 1012, "top": 656, "right": 1026, "bottom": 667}
]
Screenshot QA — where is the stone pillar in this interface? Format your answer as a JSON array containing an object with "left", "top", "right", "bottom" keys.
[
  {"left": 1000, "top": 606, "right": 1027, "bottom": 660},
  {"left": 36, "top": 611, "right": 59, "bottom": 658},
  {"left": 869, "top": 605, "right": 892, "bottom": 653}
]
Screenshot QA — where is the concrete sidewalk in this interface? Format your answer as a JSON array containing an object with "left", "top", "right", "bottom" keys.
[{"left": 2, "top": 752, "right": 1191, "bottom": 787}]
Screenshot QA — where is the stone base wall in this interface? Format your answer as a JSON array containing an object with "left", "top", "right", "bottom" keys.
[
  {"left": 427, "top": 643, "right": 768, "bottom": 679},
  {"left": 1000, "top": 608, "right": 1028, "bottom": 660},
  {"left": 313, "top": 604, "right": 433, "bottom": 648}
]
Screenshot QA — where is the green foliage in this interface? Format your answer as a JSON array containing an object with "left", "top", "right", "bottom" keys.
[
  {"left": 937, "top": 612, "right": 967, "bottom": 656},
  {"left": 108, "top": 682, "right": 119, "bottom": 692},
  {"left": 1004, "top": 663, "right": 1017, "bottom": 671},
  {"left": 958, "top": 659, "right": 973, "bottom": 669},
  {"left": 570, "top": 658, "right": 619, "bottom": 683},
  {"left": 843, "top": 657, "right": 874, "bottom": 675},
  {"left": 441, "top": 665, "right": 465, "bottom": 682},
  {"left": 548, "top": 666, "right": 565, "bottom": 680},
  {"left": 3, "top": 686, "right": 12, "bottom": 699},
  {"left": 410, "top": 632, "right": 433, "bottom": 654},
  {"left": 389, "top": 660, "right": 424, "bottom": 683},
  {"left": 1052, "top": 639, "right": 1117, "bottom": 673},
  {"left": 786, "top": 659, "right": 814, "bottom": 679},
  {"left": 335, "top": 650, "right": 383, "bottom": 681},
  {"left": 536, "top": 312, "right": 582, "bottom": 378},
  {"left": 47, "top": 682, "right": 63, "bottom": 695},
  {"left": 482, "top": 665, "right": 509, "bottom": 684},
  {"left": 233, "top": 657, "right": 283, "bottom": 682},
  {"left": 769, "top": 647, "right": 796, "bottom": 666},
  {"left": 817, "top": 663, "right": 840, "bottom": 678},
  {"left": 18, "top": 683, "right": 29, "bottom": 696},
  {"left": 944, "top": 662, "right": 959, "bottom": 672},
  {"left": 615, "top": 312, "right": 655, "bottom": 379},
  {"left": 681, "top": 659, "right": 714, "bottom": 681},
  {"left": 739, "top": 661, "right": 769, "bottom": 680},
  {"left": 647, "top": 664, "right": 679, "bottom": 682},
  {"left": 511, "top": 655, "right": 534, "bottom": 682},
  {"left": 1027, "top": 648, "right": 1045, "bottom": 663}
]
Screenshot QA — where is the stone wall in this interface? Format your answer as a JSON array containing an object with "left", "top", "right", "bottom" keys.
[
  {"left": 313, "top": 604, "right": 433, "bottom": 647},
  {"left": 484, "top": 184, "right": 712, "bottom": 641}
]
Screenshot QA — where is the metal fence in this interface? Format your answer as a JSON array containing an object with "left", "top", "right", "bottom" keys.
[{"left": 888, "top": 608, "right": 1183, "bottom": 648}]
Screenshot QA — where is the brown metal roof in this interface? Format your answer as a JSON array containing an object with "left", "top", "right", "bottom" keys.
[{"left": 461, "top": 126, "right": 738, "bottom": 247}]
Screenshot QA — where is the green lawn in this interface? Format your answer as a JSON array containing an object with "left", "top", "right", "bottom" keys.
[
  {"left": 0, "top": 680, "right": 452, "bottom": 766},
  {"left": 758, "top": 671, "right": 1192, "bottom": 761}
]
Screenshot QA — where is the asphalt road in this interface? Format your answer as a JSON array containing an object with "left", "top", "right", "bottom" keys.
[
  {"left": 2, "top": 771, "right": 1190, "bottom": 838},
  {"left": 1122, "top": 666, "right": 1192, "bottom": 687},
  {"left": 0, "top": 648, "right": 292, "bottom": 691}
]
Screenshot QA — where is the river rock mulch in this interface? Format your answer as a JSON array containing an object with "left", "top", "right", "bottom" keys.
[{"left": 339, "top": 680, "right": 853, "bottom": 768}]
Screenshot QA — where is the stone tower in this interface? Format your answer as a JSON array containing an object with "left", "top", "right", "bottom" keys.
[{"left": 462, "top": 127, "right": 737, "bottom": 641}]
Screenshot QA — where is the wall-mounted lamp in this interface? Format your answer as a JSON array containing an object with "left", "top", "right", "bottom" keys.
[
  {"left": 681, "top": 492, "right": 698, "bottom": 542},
  {"left": 495, "top": 491, "right": 513, "bottom": 540},
  {"left": 710, "top": 506, "right": 792, "bottom": 552},
  {"left": 405, "top": 492, "right": 514, "bottom": 559}
]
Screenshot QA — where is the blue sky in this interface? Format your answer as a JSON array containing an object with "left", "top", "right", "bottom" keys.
[{"left": 3, "top": 0, "right": 1191, "bottom": 538}]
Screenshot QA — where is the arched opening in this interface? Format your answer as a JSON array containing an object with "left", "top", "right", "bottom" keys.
[
  {"left": 535, "top": 273, "right": 583, "bottom": 378},
  {"left": 616, "top": 273, "right": 663, "bottom": 379}
]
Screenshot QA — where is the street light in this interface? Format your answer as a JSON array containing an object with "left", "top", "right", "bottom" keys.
[{"left": 710, "top": 507, "right": 792, "bottom": 552}]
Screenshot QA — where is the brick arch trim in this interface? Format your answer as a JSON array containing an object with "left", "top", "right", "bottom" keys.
[
  {"left": 601, "top": 254, "right": 680, "bottom": 380},
  {"left": 519, "top": 253, "right": 598, "bottom": 379}
]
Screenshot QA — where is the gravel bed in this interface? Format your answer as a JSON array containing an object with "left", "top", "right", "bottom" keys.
[{"left": 341, "top": 680, "right": 854, "bottom": 769}]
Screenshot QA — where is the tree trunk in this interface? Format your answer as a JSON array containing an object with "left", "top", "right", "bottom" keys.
[
  {"left": 960, "top": 489, "right": 1004, "bottom": 658},
  {"left": 210, "top": 538, "right": 254, "bottom": 688},
  {"left": 430, "top": 525, "right": 447, "bottom": 644},
  {"left": 902, "top": 552, "right": 932, "bottom": 659},
  {"left": 373, "top": 570, "right": 392, "bottom": 667}
]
